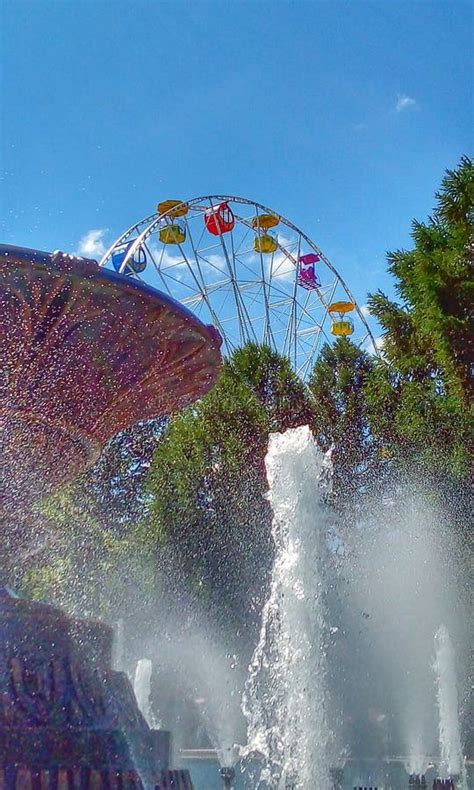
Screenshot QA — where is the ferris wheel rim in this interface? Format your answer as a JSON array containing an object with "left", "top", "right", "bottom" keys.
[{"left": 99, "top": 195, "right": 380, "bottom": 367}]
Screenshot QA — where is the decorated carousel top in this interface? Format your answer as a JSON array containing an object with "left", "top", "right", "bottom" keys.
[{"left": 0, "top": 244, "right": 222, "bottom": 506}]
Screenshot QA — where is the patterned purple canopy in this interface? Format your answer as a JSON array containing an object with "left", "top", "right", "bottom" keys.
[{"left": 0, "top": 245, "right": 222, "bottom": 505}]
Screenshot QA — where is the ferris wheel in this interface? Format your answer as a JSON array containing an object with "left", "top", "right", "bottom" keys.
[{"left": 99, "top": 196, "right": 378, "bottom": 380}]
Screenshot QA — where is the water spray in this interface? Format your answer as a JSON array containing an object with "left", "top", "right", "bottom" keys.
[
  {"left": 409, "top": 775, "right": 427, "bottom": 787},
  {"left": 219, "top": 766, "right": 235, "bottom": 789},
  {"left": 330, "top": 766, "right": 344, "bottom": 789},
  {"left": 243, "top": 427, "right": 332, "bottom": 788}
]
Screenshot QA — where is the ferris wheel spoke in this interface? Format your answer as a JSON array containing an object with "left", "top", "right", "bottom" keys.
[
  {"left": 150, "top": 239, "right": 197, "bottom": 297},
  {"left": 231, "top": 253, "right": 264, "bottom": 282},
  {"left": 305, "top": 279, "right": 339, "bottom": 369},
  {"left": 176, "top": 217, "right": 231, "bottom": 346},
  {"left": 212, "top": 283, "right": 235, "bottom": 320},
  {"left": 298, "top": 330, "right": 324, "bottom": 381},
  {"left": 191, "top": 219, "right": 208, "bottom": 252},
  {"left": 251, "top": 205, "right": 275, "bottom": 349},
  {"left": 231, "top": 227, "right": 267, "bottom": 342},
  {"left": 282, "top": 234, "right": 302, "bottom": 359},
  {"left": 207, "top": 206, "right": 258, "bottom": 345},
  {"left": 249, "top": 297, "right": 282, "bottom": 345},
  {"left": 301, "top": 319, "right": 335, "bottom": 379},
  {"left": 195, "top": 253, "right": 228, "bottom": 278},
  {"left": 181, "top": 217, "right": 212, "bottom": 293},
  {"left": 292, "top": 288, "right": 314, "bottom": 367},
  {"left": 142, "top": 241, "right": 176, "bottom": 298},
  {"left": 229, "top": 223, "right": 252, "bottom": 258},
  {"left": 103, "top": 194, "right": 380, "bottom": 381}
]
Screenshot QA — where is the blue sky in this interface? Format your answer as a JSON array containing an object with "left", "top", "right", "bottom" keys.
[{"left": 1, "top": 0, "right": 472, "bottom": 315}]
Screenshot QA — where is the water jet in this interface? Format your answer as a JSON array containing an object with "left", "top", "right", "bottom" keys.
[
  {"left": 219, "top": 765, "right": 235, "bottom": 789},
  {"left": 409, "top": 775, "right": 427, "bottom": 787}
]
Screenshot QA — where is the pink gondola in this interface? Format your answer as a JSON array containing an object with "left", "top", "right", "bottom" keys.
[{"left": 297, "top": 253, "right": 320, "bottom": 289}]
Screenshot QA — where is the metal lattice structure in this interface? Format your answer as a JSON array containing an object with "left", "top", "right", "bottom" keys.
[{"left": 100, "top": 196, "right": 378, "bottom": 380}]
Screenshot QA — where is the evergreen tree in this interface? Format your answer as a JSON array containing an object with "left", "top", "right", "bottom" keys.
[
  {"left": 230, "top": 342, "right": 315, "bottom": 431},
  {"left": 12, "top": 420, "right": 167, "bottom": 614},
  {"left": 83, "top": 417, "right": 168, "bottom": 531},
  {"left": 17, "top": 484, "right": 153, "bottom": 619},
  {"left": 308, "top": 338, "right": 382, "bottom": 512},
  {"left": 144, "top": 343, "right": 314, "bottom": 641},
  {"left": 366, "top": 156, "right": 473, "bottom": 479}
]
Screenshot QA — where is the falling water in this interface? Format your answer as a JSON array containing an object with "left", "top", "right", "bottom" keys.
[
  {"left": 433, "top": 626, "right": 464, "bottom": 783},
  {"left": 113, "top": 617, "right": 125, "bottom": 672},
  {"left": 406, "top": 733, "right": 427, "bottom": 777},
  {"left": 243, "top": 426, "right": 334, "bottom": 789},
  {"left": 134, "top": 658, "right": 154, "bottom": 727}
]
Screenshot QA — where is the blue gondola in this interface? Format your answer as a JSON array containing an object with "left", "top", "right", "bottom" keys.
[{"left": 112, "top": 241, "right": 147, "bottom": 275}]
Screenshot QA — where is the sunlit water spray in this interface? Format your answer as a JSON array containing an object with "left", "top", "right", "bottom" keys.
[
  {"left": 141, "top": 624, "right": 244, "bottom": 767},
  {"left": 113, "top": 617, "right": 125, "bottom": 672},
  {"left": 243, "top": 426, "right": 334, "bottom": 789},
  {"left": 433, "top": 625, "right": 465, "bottom": 784},
  {"left": 134, "top": 658, "right": 154, "bottom": 728}
]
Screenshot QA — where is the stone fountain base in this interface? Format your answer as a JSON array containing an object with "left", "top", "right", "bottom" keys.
[
  {"left": 0, "top": 589, "right": 193, "bottom": 789},
  {"left": 0, "top": 767, "right": 194, "bottom": 789}
]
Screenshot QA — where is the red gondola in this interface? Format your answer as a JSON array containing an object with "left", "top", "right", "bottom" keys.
[{"left": 204, "top": 202, "right": 235, "bottom": 236}]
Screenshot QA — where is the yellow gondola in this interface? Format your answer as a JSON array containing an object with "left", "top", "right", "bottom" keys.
[
  {"left": 251, "top": 213, "right": 279, "bottom": 230},
  {"left": 331, "top": 319, "right": 354, "bottom": 337},
  {"left": 254, "top": 234, "right": 278, "bottom": 254},
  {"left": 159, "top": 223, "right": 186, "bottom": 245},
  {"left": 157, "top": 199, "right": 189, "bottom": 218},
  {"left": 328, "top": 301, "right": 355, "bottom": 315}
]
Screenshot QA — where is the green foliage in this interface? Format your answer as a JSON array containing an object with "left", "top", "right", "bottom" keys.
[
  {"left": 366, "top": 156, "right": 473, "bottom": 479},
  {"left": 230, "top": 342, "right": 314, "bottom": 431},
  {"left": 144, "top": 343, "right": 313, "bottom": 636},
  {"left": 308, "top": 338, "right": 382, "bottom": 507},
  {"left": 16, "top": 483, "right": 157, "bottom": 620},
  {"left": 83, "top": 418, "right": 168, "bottom": 530}
]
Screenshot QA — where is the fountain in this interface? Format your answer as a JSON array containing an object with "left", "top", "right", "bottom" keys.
[
  {"left": 134, "top": 659, "right": 155, "bottom": 728},
  {"left": 409, "top": 775, "right": 427, "bottom": 787},
  {"left": 1, "top": 245, "right": 471, "bottom": 789},
  {"left": 237, "top": 433, "right": 470, "bottom": 790},
  {"left": 243, "top": 426, "right": 334, "bottom": 789},
  {"left": 434, "top": 626, "right": 464, "bottom": 788},
  {"left": 114, "top": 618, "right": 125, "bottom": 671},
  {"left": 0, "top": 244, "right": 222, "bottom": 787}
]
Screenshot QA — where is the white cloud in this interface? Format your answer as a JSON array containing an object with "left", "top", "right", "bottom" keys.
[
  {"left": 76, "top": 228, "right": 107, "bottom": 258},
  {"left": 395, "top": 94, "right": 417, "bottom": 112},
  {"left": 361, "top": 304, "right": 371, "bottom": 318}
]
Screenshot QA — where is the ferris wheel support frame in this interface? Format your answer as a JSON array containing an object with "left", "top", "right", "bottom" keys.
[{"left": 99, "top": 195, "right": 380, "bottom": 374}]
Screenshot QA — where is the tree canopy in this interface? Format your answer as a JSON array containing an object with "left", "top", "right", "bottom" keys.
[
  {"left": 366, "top": 156, "right": 473, "bottom": 479},
  {"left": 308, "top": 338, "right": 383, "bottom": 511},
  {"left": 144, "top": 343, "right": 314, "bottom": 642}
]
